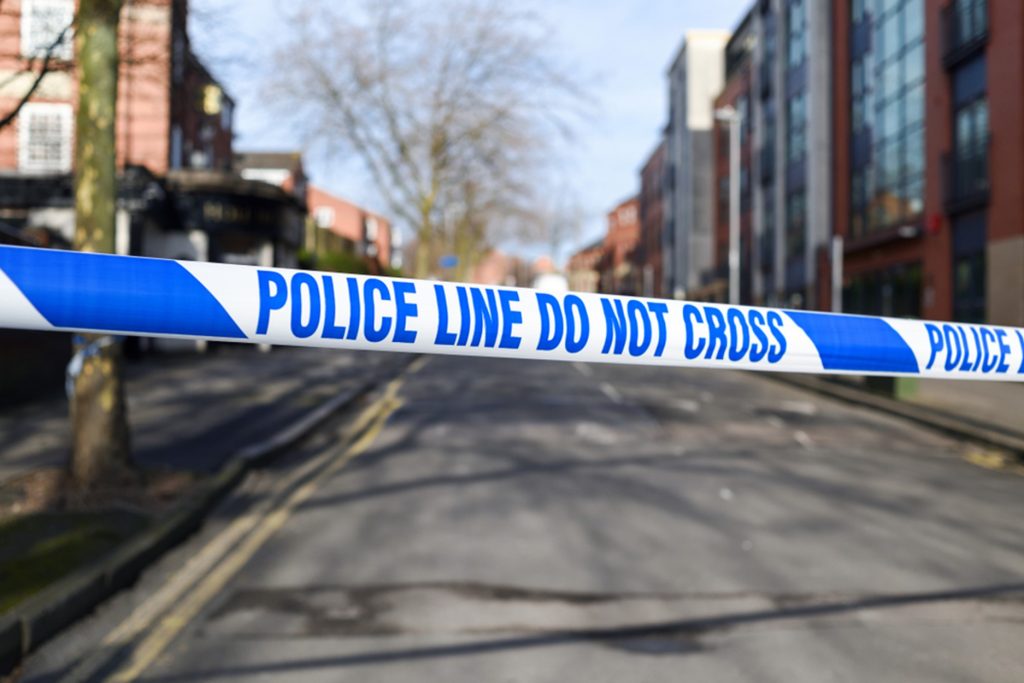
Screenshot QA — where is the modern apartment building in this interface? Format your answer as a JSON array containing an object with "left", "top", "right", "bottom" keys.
[
  {"left": 832, "top": 0, "right": 1022, "bottom": 327},
  {"left": 663, "top": 30, "right": 730, "bottom": 300},
  {"left": 711, "top": 10, "right": 755, "bottom": 305},
  {"left": 709, "top": 0, "right": 833, "bottom": 308}
]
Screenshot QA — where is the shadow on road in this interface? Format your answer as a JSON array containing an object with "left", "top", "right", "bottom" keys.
[{"left": 143, "top": 581, "right": 1024, "bottom": 680}]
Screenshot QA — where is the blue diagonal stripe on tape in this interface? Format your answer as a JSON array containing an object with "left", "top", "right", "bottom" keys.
[
  {"left": 785, "top": 310, "right": 919, "bottom": 373},
  {"left": 0, "top": 247, "right": 245, "bottom": 339}
]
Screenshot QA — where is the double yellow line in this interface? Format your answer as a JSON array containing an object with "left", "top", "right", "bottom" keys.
[{"left": 62, "top": 359, "right": 423, "bottom": 683}]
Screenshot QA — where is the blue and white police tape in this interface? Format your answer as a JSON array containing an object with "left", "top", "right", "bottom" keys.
[{"left": 0, "top": 245, "right": 1022, "bottom": 381}]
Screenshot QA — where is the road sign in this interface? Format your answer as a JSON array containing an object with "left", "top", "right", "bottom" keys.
[{"left": 0, "top": 246, "right": 1022, "bottom": 381}]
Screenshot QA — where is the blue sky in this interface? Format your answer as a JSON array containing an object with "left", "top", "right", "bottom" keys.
[{"left": 191, "top": 0, "right": 749, "bottom": 260}]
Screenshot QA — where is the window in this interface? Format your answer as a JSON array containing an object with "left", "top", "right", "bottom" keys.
[
  {"left": 955, "top": 97, "right": 988, "bottom": 156},
  {"left": 21, "top": 0, "right": 73, "bottom": 60},
  {"left": 851, "top": 0, "right": 866, "bottom": 23},
  {"left": 365, "top": 216, "right": 379, "bottom": 242},
  {"left": 853, "top": 0, "right": 925, "bottom": 234},
  {"left": 786, "top": 0, "right": 807, "bottom": 68},
  {"left": 18, "top": 102, "right": 72, "bottom": 173},
  {"left": 786, "top": 92, "right": 807, "bottom": 162},
  {"left": 314, "top": 206, "right": 335, "bottom": 228},
  {"left": 785, "top": 190, "right": 806, "bottom": 261},
  {"left": 843, "top": 262, "right": 922, "bottom": 318},
  {"left": 951, "top": 212, "right": 985, "bottom": 322}
]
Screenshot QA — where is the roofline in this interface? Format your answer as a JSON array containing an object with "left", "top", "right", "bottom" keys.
[{"left": 665, "top": 29, "right": 732, "bottom": 75}]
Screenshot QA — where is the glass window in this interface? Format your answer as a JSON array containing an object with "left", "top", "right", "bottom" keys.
[
  {"left": 881, "top": 59, "right": 901, "bottom": 101},
  {"left": 18, "top": 102, "right": 72, "bottom": 173},
  {"left": 955, "top": 98, "right": 988, "bottom": 154},
  {"left": 20, "top": 0, "right": 73, "bottom": 60},
  {"left": 787, "top": 93, "right": 807, "bottom": 162},
  {"left": 953, "top": 252, "right": 985, "bottom": 323},
  {"left": 882, "top": 12, "right": 901, "bottom": 61},
  {"left": 882, "top": 98, "right": 902, "bottom": 140},
  {"left": 904, "top": 44, "right": 924, "bottom": 86},
  {"left": 852, "top": 0, "right": 865, "bottom": 23},
  {"left": 786, "top": 0, "right": 806, "bottom": 68},
  {"left": 905, "top": 127, "right": 924, "bottom": 177},
  {"left": 903, "top": 0, "right": 923, "bottom": 43},
  {"left": 906, "top": 176, "right": 924, "bottom": 215},
  {"left": 905, "top": 83, "right": 924, "bottom": 128},
  {"left": 853, "top": 0, "right": 925, "bottom": 233}
]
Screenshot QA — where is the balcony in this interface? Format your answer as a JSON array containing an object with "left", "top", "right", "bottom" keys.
[
  {"left": 943, "top": 0, "right": 988, "bottom": 69},
  {"left": 943, "top": 138, "right": 990, "bottom": 214}
]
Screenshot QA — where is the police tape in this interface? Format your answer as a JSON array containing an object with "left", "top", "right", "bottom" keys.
[{"left": 0, "top": 245, "right": 1022, "bottom": 381}]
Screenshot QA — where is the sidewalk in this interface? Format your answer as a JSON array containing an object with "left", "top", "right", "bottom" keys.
[
  {"left": 907, "top": 378, "right": 1024, "bottom": 438},
  {"left": 0, "top": 345, "right": 409, "bottom": 485},
  {"left": 828, "top": 375, "right": 1024, "bottom": 439}
]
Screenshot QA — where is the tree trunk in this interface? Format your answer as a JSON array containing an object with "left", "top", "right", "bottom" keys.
[{"left": 71, "top": 0, "right": 133, "bottom": 489}]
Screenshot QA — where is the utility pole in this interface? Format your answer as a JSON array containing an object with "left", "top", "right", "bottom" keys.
[
  {"left": 71, "top": 0, "right": 133, "bottom": 488},
  {"left": 715, "top": 106, "right": 742, "bottom": 306}
]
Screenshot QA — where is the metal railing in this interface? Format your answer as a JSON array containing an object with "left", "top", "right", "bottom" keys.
[{"left": 942, "top": 0, "right": 988, "bottom": 68}]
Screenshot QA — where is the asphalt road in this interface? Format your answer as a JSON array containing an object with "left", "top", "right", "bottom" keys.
[{"left": 23, "top": 355, "right": 1024, "bottom": 682}]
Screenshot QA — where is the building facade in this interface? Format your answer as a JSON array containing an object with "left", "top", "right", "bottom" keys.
[
  {"left": 832, "top": 0, "right": 1022, "bottom": 327},
  {"left": 711, "top": 11, "right": 755, "bottom": 304},
  {"left": 598, "top": 196, "right": 640, "bottom": 295},
  {"left": 566, "top": 239, "right": 603, "bottom": 293},
  {"left": 306, "top": 184, "right": 392, "bottom": 273},
  {"left": 636, "top": 139, "right": 666, "bottom": 298},
  {"left": 0, "top": 0, "right": 309, "bottom": 275},
  {"left": 663, "top": 30, "right": 730, "bottom": 299},
  {"left": 0, "top": 0, "right": 233, "bottom": 176}
]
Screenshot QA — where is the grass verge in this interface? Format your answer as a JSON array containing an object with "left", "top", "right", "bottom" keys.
[{"left": 0, "top": 510, "right": 149, "bottom": 614}]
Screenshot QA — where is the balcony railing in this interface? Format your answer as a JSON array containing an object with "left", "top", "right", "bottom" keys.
[
  {"left": 943, "top": 138, "right": 990, "bottom": 214},
  {"left": 942, "top": 0, "right": 988, "bottom": 68}
]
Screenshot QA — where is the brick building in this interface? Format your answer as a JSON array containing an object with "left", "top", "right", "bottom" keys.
[
  {"left": 0, "top": 0, "right": 233, "bottom": 176},
  {"left": 566, "top": 239, "right": 603, "bottom": 293},
  {"left": 831, "top": 0, "right": 1022, "bottom": 326},
  {"left": 636, "top": 139, "right": 666, "bottom": 298},
  {"left": 0, "top": 0, "right": 305, "bottom": 273},
  {"left": 306, "top": 184, "right": 392, "bottom": 272},
  {"left": 597, "top": 196, "right": 640, "bottom": 295}
]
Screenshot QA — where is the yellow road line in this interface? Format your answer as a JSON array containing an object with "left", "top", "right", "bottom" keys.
[
  {"left": 101, "top": 375, "right": 407, "bottom": 683},
  {"left": 962, "top": 445, "right": 1024, "bottom": 475}
]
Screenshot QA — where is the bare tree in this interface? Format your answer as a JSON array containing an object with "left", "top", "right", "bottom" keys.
[
  {"left": 71, "top": 0, "right": 133, "bottom": 489},
  {"left": 266, "top": 0, "right": 586, "bottom": 278}
]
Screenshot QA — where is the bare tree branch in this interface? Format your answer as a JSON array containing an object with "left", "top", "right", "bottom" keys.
[
  {"left": 0, "top": 23, "right": 72, "bottom": 131},
  {"left": 266, "top": 0, "right": 589, "bottom": 278}
]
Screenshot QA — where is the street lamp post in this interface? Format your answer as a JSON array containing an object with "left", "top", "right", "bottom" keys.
[{"left": 715, "top": 106, "right": 742, "bottom": 306}]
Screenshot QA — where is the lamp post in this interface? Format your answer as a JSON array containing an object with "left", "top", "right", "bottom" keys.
[{"left": 715, "top": 106, "right": 742, "bottom": 306}]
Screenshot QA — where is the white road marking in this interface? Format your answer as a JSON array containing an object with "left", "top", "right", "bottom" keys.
[
  {"left": 793, "top": 430, "right": 815, "bottom": 450},
  {"left": 573, "top": 362, "right": 594, "bottom": 377},
  {"left": 600, "top": 382, "right": 623, "bottom": 404}
]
